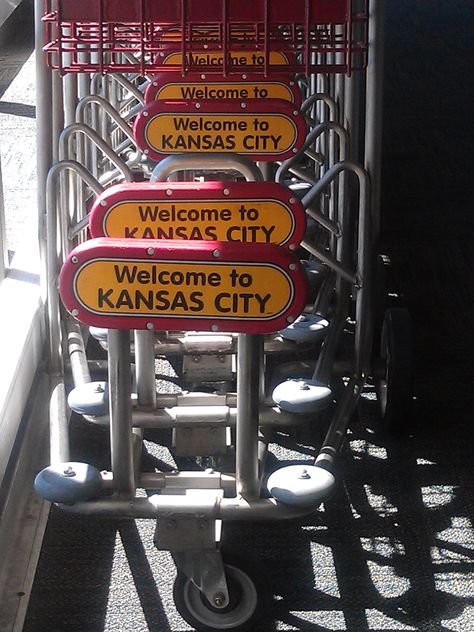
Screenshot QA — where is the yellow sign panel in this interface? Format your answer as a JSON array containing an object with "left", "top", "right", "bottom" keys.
[
  {"left": 74, "top": 260, "right": 293, "bottom": 320},
  {"left": 154, "top": 81, "right": 295, "bottom": 102},
  {"left": 162, "top": 51, "right": 289, "bottom": 68},
  {"left": 145, "top": 113, "right": 297, "bottom": 155},
  {"left": 103, "top": 199, "right": 295, "bottom": 245}
]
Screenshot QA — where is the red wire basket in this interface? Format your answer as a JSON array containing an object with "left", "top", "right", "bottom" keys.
[{"left": 42, "top": 0, "right": 368, "bottom": 76}]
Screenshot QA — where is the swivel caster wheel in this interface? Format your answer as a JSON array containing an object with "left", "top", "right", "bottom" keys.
[{"left": 173, "top": 558, "right": 267, "bottom": 631}]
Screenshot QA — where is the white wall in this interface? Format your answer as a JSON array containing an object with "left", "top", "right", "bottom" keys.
[{"left": 0, "top": 0, "right": 23, "bottom": 29}]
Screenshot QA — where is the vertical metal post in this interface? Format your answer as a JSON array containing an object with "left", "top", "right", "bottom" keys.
[
  {"left": 108, "top": 329, "right": 135, "bottom": 495},
  {"left": 134, "top": 331, "right": 156, "bottom": 408},
  {"left": 364, "top": 0, "right": 385, "bottom": 243},
  {"left": 235, "top": 333, "right": 262, "bottom": 499},
  {"left": 49, "top": 379, "right": 70, "bottom": 465},
  {"left": 35, "top": 0, "right": 53, "bottom": 299},
  {"left": 344, "top": 0, "right": 368, "bottom": 164}
]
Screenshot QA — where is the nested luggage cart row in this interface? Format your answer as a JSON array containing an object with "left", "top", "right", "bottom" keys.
[{"left": 33, "top": 1, "right": 411, "bottom": 629}]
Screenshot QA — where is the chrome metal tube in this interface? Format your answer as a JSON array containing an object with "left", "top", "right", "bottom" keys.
[
  {"left": 76, "top": 95, "right": 138, "bottom": 151},
  {"left": 364, "top": 0, "right": 385, "bottom": 243},
  {"left": 134, "top": 331, "right": 157, "bottom": 408},
  {"left": 151, "top": 154, "right": 263, "bottom": 183},
  {"left": 60, "top": 495, "right": 315, "bottom": 520},
  {"left": 235, "top": 334, "right": 262, "bottom": 499},
  {"left": 58, "top": 123, "right": 134, "bottom": 182},
  {"left": 301, "top": 239, "right": 356, "bottom": 285},
  {"left": 302, "top": 161, "right": 372, "bottom": 378},
  {"left": 66, "top": 318, "right": 91, "bottom": 386},
  {"left": 35, "top": 0, "right": 53, "bottom": 299},
  {"left": 87, "top": 404, "right": 311, "bottom": 429},
  {"left": 46, "top": 160, "right": 103, "bottom": 374},
  {"left": 108, "top": 329, "right": 135, "bottom": 495},
  {"left": 49, "top": 379, "right": 70, "bottom": 465},
  {"left": 275, "top": 122, "right": 348, "bottom": 184},
  {"left": 315, "top": 376, "right": 365, "bottom": 469},
  {"left": 300, "top": 92, "right": 338, "bottom": 122}
]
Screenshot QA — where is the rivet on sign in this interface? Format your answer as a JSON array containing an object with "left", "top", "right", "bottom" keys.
[
  {"left": 100, "top": 200, "right": 107, "bottom": 207},
  {"left": 71, "top": 309, "right": 79, "bottom": 317},
  {"left": 144, "top": 149, "right": 149, "bottom": 155},
  {"left": 289, "top": 244, "right": 296, "bottom": 251},
  {"left": 142, "top": 110, "right": 148, "bottom": 117},
  {"left": 146, "top": 322, "right": 154, "bottom": 330},
  {"left": 241, "top": 102, "right": 247, "bottom": 108},
  {"left": 195, "top": 102, "right": 201, "bottom": 109},
  {"left": 242, "top": 74, "right": 247, "bottom": 79},
  {"left": 213, "top": 249, "right": 221, "bottom": 258},
  {"left": 289, "top": 263, "right": 297, "bottom": 270},
  {"left": 223, "top": 188, "right": 230, "bottom": 196},
  {"left": 286, "top": 316, "right": 295, "bottom": 323},
  {"left": 204, "top": 44, "right": 208, "bottom": 49},
  {"left": 290, "top": 81, "right": 295, "bottom": 86},
  {"left": 147, "top": 247, "right": 155, "bottom": 255},
  {"left": 293, "top": 110, "right": 299, "bottom": 116},
  {"left": 71, "top": 256, "right": 79, "bottom": 264},
  {"left": 166, "top": 189, "right": 173, "bottom": 196},
  {"left": 211, "top": 324, "right": 219, "bottom": 332},
  {"left": 152, "top": 81, "right": 157, "bottom": 86},
  {"left": 292, "top": 148, "right": 298, "bottom": 153},
  {"left": 201, "top": 74, "right": 206, "bottom": 80},
  {"left": 289, "top": 197, "right": 296, "bottom": 204}
]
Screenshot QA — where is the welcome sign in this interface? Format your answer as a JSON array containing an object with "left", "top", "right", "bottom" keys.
[
  {"left": 59, "top": 239, "right": 308, "bottom": 334},
  {"left": 89, "top": 182, "right": 306, "bottom": 250},
  {"left": 133, "top": 99, "right": 307, "bottom": 162},
  {"left": 145, "top": 72, "right": 302, "bottom": 106}
]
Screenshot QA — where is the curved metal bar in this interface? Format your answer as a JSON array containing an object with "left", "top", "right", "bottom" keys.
[
  {"left": 302, "top": 160, "right": 372, "bottom": 378},
  {"left": 300, "top": 92, "right": 338, "bottom": 121},
  {"left": 110, "top": 73, "right": 146, "bottom": 105},
  {"left": 58, "top": 122, "right": 134, "bottom": 182},
  {"left": 91, "top": 72, "right": 145, "bottom": 105},
  {"left": 275, "top": 121, "right": 348, "bottom": 184},
  {"left": 75, "top": 95, "right": 142, "bottom": 176},
  {"left": 151, "top": 154, "right": 263, "bottom": 183},
  {"left": 76, "top": 95, "right": 137, "bottom": 147},
  {"left": 46, "top": 160, "right": 103, "bottom": 375}
]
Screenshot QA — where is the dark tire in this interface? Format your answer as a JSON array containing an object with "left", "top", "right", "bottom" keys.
[
  {"left": 372, "top": 254, "right": 389, "bottom": 355},
  {"left": 173, "top": 558, "right": 267, "bottom": 631},
  {"left": 376, "top": 308, "right": 413, "bottom": 432}
]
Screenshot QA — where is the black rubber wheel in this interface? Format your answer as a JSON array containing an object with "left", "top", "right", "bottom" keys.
[
  {"left": 372, "top": 254, "right": 389, "bottom": 355},
  {"left": 376, "top": 307, "right": 413, "bottom": 433},
  {"left": 173, "top": 558, "right": 267, "bottom": 631}
]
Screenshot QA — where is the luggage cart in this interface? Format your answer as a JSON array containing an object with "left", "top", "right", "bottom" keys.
[{"left": 33, "top": 1, "right": 412, "bottom": 629}]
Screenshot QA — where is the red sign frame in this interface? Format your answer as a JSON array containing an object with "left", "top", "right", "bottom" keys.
[
  {"left": 133, "top": 99, "right": 307, "bottom": 162},
  {"left": 89, "top": 181, "right": 307, "bottom": 250},
  {"left": 59, "top": 238, "right": 308, "bottom": 334}
]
